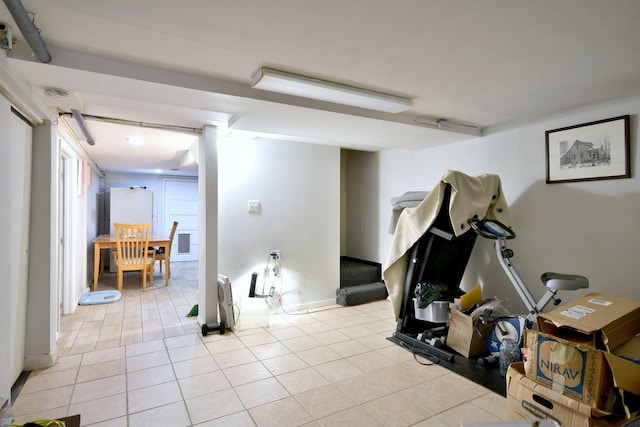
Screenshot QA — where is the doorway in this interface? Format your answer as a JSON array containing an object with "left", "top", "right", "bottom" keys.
[{"left": 59, "top": 151, "right": 75, "bottom": 318}]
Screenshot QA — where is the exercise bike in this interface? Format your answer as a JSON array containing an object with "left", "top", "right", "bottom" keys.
[{"left": 469, "top": 218, "right": 589, "bottom": 355}]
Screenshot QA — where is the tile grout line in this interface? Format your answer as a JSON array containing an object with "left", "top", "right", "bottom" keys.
[{"left": 12, "top": 262, "right": 507, "bottom": 426}]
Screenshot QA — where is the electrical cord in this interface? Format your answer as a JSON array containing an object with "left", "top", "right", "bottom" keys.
[
  {"left": 260, "top": 250, "right": 388, "bottom": 316},
  {"left": 397, "top": 339, "right": 440, "bottom": 366},
  {"left": 262, "top": 251, "right": 343, "bottom": 315},
  {"left": 232, "top": 303, "right": 241, "bottom": 324},
  {"left": 413, "top": 351, "right": 440, "bottom": 366}
]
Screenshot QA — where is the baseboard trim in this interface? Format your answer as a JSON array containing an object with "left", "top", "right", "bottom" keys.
[
  {"left": 23, "top": 350, "right": 57, "bottom": 371},
  {"left": 278, "top": 298, "right": 336, "bottom": 313}
]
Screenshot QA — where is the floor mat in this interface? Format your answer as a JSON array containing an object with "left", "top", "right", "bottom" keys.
[
  {"left": 387, "top": 335, "right": 506, "bottom": 396},
  {"left": 78, "top": 290, "right": 122, "bottom": 305}
]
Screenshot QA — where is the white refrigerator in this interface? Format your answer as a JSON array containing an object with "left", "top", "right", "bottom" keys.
[{"left": 108, "top": 187, "right": 155, "bottom": 271}]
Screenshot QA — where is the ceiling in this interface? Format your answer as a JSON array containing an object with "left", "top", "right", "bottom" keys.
[{"left": 2, "top": 0, "right": 640, "bottom": 176}]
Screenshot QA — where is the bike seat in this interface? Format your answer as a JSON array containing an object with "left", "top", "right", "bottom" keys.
[{"left": 541, "top": 272, "right": 589, "bottom": 291}]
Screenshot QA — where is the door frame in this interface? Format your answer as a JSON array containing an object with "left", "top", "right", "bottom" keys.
[{"left": 59, "top": 142, "right": 77, "bottom": 315}]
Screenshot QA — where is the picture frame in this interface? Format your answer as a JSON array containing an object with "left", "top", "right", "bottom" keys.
[{"left": 545, "top": 115, "right": 630, "bottom": 184}]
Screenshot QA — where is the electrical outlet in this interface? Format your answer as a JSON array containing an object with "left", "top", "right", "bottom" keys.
[{"left": 247, "top": 200, "right": 260, "bottom": 213}]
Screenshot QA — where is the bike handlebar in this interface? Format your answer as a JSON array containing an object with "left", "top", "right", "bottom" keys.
[{"left": 469, "top": 218, "right": 516, "bottom": 240}]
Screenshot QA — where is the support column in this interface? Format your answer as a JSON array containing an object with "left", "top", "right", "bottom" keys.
[
  {"left": 25, "top": 120, "right": 58, "bottom": 370},
  {"left": 198, "top": 126, "right": 219, "bottom": 328}
]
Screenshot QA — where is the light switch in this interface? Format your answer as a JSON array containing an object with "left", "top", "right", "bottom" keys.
[{"left": 248, "top": 200, "right": 260, "bottom": 213}]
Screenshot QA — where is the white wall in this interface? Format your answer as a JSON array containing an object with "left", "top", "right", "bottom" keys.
[
  {"left": 218, "top": 135, "right": 341, "bottom": 311},
  {"left": 0, "top": 93, "right": 11, "bottom": 401},
  {"left": 84, "top": 156, "right": 102, "bottom": 295},
  {"left": 343, "top": 149, "right": 380, "bottom": 262},
  {"left": 104, "top": 172, "right": 196, "bottom": 237},
  {"left": 57, "top": 129, "right": 103, "bottom": 314},
  {"left": 8, "top": 109, "right": 32, "bottom": 386},
  {"left": 0, "top": 95, "right": 32, "bottom": 401},
  {"left": 348, "top": 97, "right": 640, "bottom": 314},
  {"left": 106, "top": 136, "right": 341, "bottom": 312}
]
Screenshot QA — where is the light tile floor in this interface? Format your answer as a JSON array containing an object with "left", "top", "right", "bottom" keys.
[{"left": 11, "top": 262, "right": 507, "bottom": 426}]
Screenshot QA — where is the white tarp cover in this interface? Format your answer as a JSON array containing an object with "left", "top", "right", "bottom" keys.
[{"left": 383, "top": 170, "right": 514, "bottom": 319}]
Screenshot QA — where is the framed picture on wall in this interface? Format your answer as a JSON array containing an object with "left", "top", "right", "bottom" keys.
[{"left": 545, "top": 115, "right": 630, "bottom": 184}]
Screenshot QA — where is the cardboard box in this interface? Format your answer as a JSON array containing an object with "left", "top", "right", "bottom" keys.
[
  {"left": 525, "top": 329, "right": 614, "bottom": 411},
  {"left": 507, "top": 362, "right": 629, "bottom": 427},
  {"left": 446, "top": 307, "right": 493, "bottom": 358},
  {"left": 536, "top": 293, "right": 640, "bottom": 415},
  {"left": 614, "top": 333, "right": 640, "bottom": 363},
  {"left": 537, "top": 293, "right": 640, "bottom": 351}
]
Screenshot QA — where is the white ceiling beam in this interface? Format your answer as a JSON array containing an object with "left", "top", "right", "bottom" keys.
[{"left": 8, "top": 44, "right": 481, "bottom": 137}]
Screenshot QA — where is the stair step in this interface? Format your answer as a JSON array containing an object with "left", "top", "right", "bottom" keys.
[
  {"left": 336, "top": 282, "right": 388, "bottom": 306},
  {"left": 340, "top": 257, "right": 381, "bottom": 288}
]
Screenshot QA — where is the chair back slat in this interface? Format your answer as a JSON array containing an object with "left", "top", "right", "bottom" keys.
[{"left": 114, "top": 223, "right": 151, "bottom": 268}]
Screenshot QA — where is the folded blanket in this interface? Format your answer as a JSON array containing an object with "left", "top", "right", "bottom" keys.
[{"left": 383, "top": 170, "right": 513, "bottom": 319}]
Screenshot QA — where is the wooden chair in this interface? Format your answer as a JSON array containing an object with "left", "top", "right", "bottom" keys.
[
  {"left": 113, "top": 223, "right": 156, "bottom": 292},
  {"left": 156, "top": 221, "right": 178, "bottom": 286}
]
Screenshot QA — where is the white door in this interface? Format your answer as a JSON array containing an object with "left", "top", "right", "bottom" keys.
[
  {"left": 9, "top": 108, "right": 32, "bottom": 385},
  {"left": 164, "top": 180, "right": 198, "bottom": 261}
]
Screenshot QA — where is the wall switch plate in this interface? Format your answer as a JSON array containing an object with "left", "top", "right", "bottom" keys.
[{"left": 248, "top": 200, "right": 260, "bottom": 213}]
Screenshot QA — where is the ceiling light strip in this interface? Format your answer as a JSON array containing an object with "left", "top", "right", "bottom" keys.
[{"left": 251, "top": 67, "right": 413, "bottom": 114}]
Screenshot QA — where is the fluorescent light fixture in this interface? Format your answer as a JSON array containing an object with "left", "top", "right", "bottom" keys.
[{"left": 251, "top": 67, "right": 413, "bottom": 113}]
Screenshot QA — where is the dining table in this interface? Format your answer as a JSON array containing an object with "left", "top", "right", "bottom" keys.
[{"left": 92, "top": 233, "right": 171, "bottom": 291}]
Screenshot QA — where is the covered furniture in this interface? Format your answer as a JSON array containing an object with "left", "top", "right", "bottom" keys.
[
  {"left": 155, "top": 220, "right": 178, "bottom": 286},
  {"left": 383, "top": 170, "right": 513, "bottom": 365},
  {"left": 384, "top": 170, "right": 513, "bottom": 320},
  {"left": 113, "top": 222, "right": 156, "bottom": 292}
]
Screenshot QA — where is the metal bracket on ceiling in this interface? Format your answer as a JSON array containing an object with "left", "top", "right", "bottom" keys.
[
  {"left": 414, "top": 117, "right": 484, "bottom": 137},
  {"left": 58, "top": 111, "right": 203, "bottom": 136}
]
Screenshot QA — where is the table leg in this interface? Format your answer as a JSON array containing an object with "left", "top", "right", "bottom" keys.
[
  {"left": 99, "top": 249, "right": 105, "bottom": 276},
  {"left": 165, "top": 256, "right": 170, "bottom": 286},
  {"left": 93, "top": 244, "right": 100, "bottom": 291}
]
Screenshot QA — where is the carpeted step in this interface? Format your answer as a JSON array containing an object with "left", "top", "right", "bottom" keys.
[
  {"left": 336, "top": 281, "right": 388, "bottom": 306},
  {"left": 340, "top": 257, "right": 381, "bottom": 288}
]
